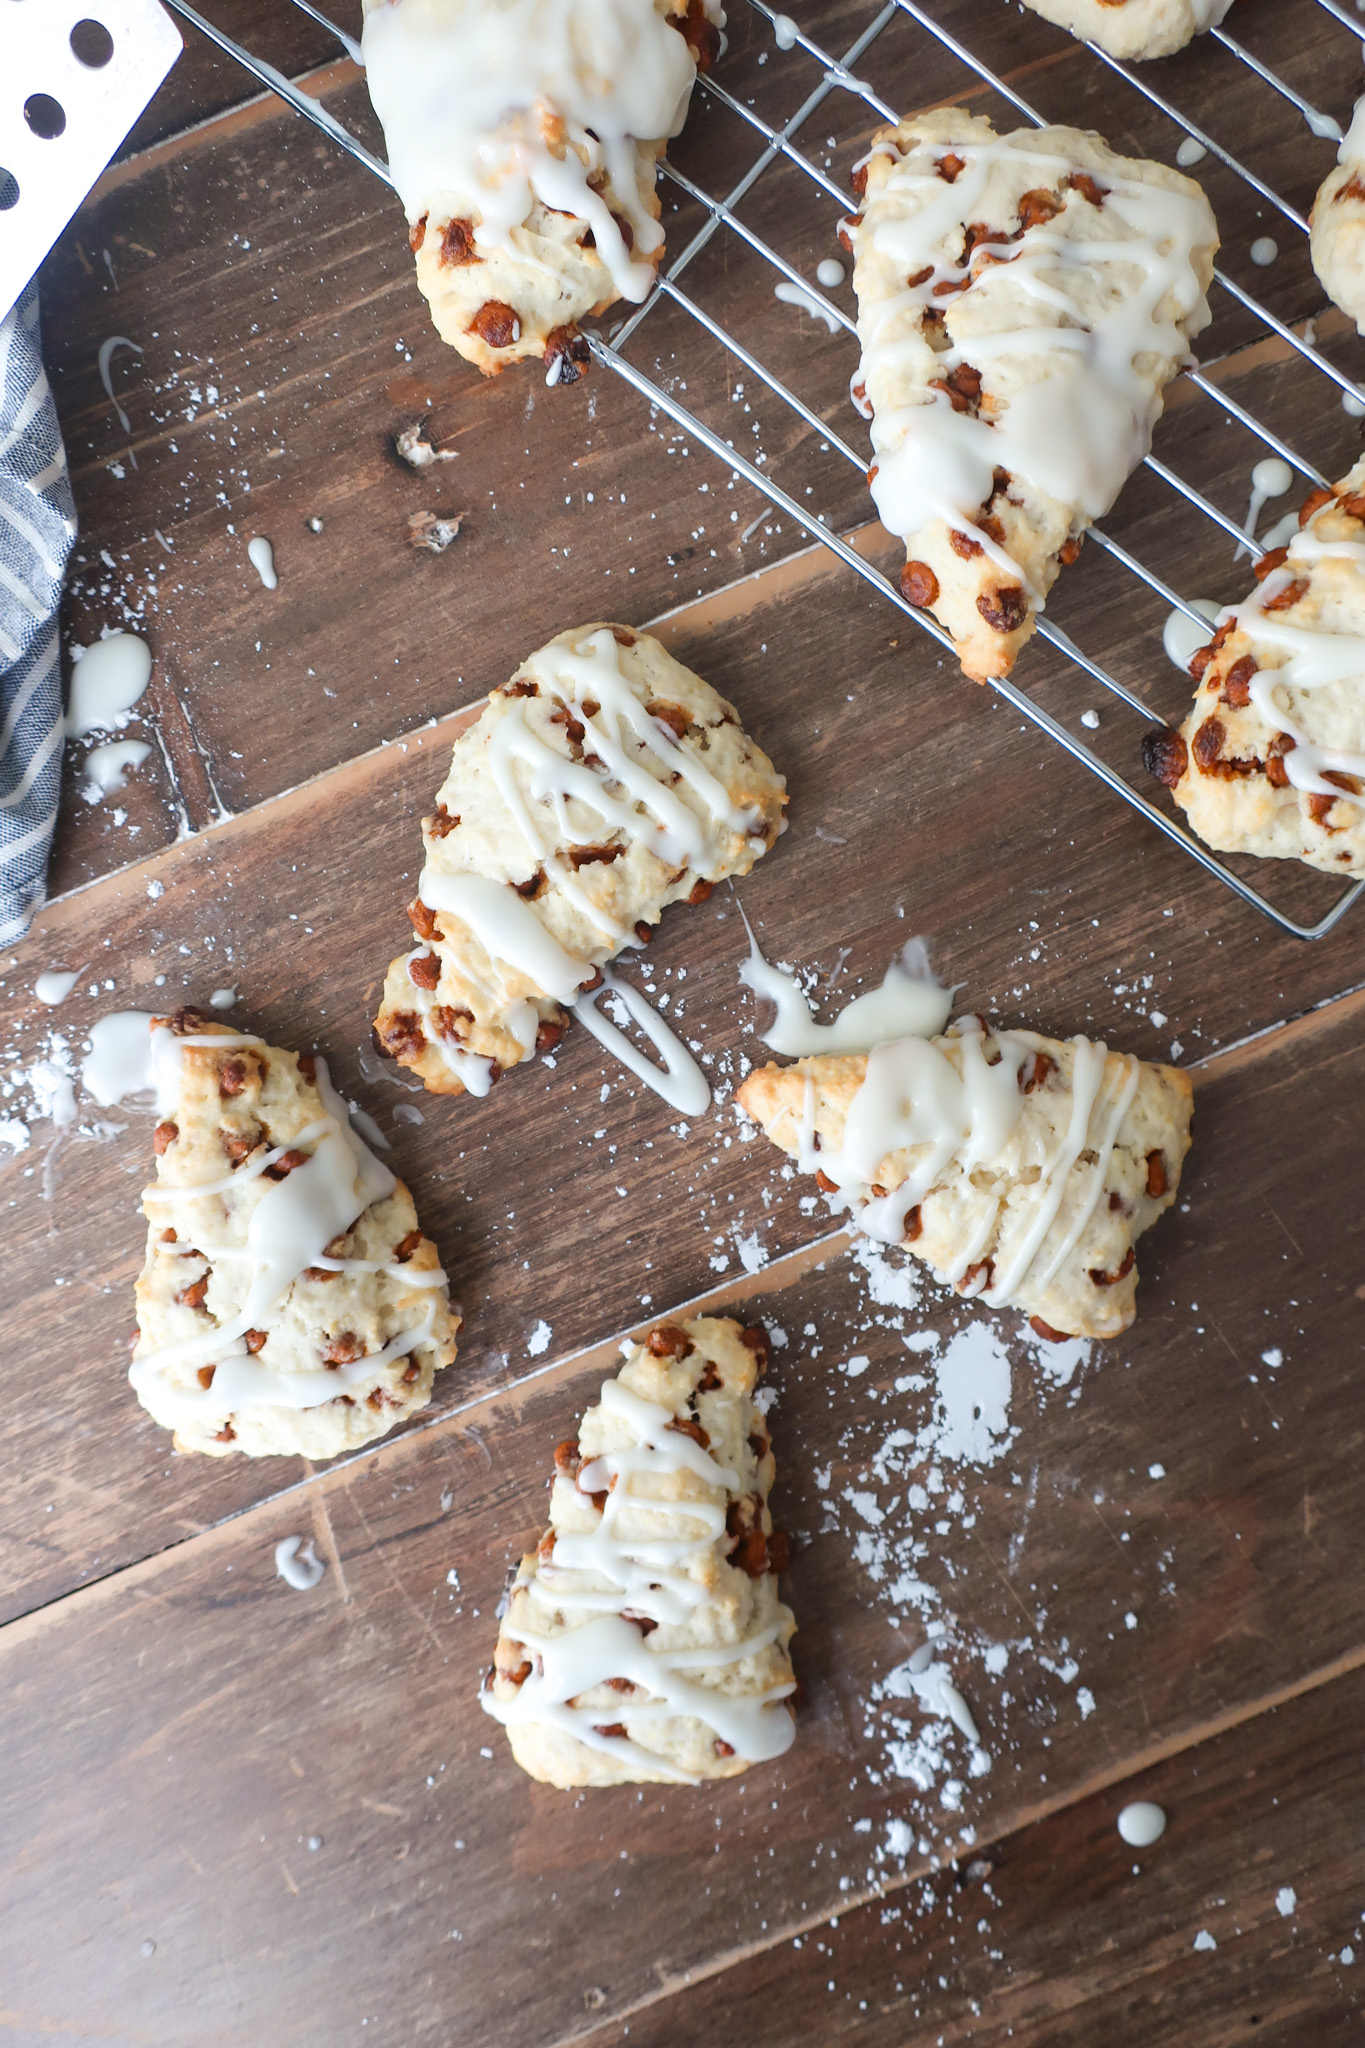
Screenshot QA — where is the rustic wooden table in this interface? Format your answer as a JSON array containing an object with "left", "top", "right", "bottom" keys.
[{"left": 3, "top": 1, "right": 1363, "bottom": 2041}]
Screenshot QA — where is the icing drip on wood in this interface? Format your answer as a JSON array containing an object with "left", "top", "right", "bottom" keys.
[{"left": 738, "top": 924, "right": 952, "bottom": 1053}]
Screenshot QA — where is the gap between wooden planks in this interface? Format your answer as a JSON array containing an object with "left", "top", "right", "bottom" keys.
[
  {"left": 30, "top": 268, "right": 1337, "bottom": 900},
  {"left": 3, "top": 1037, "right": 1363, "bottom": 2048},
  {"left": 3, "top": 966, "right": 1356, "bottom": 1645}
]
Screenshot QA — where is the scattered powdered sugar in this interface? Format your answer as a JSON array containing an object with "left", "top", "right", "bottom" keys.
[
  {"left": 785, "top": 1235, "right": 1112, "bottom": 1870},
  {"left": 1193, "top": 1929, "right": 1218, "bottom": 1952},
  {"left": 1276, "top": 1886, "right": 1297, "bottom": 1918},
  {"left": 735, "top": 1229, "right": 769, "bottom": 1274},
  {"left": 527, "top": 1320, "right": 553, "bottom": 1357}
]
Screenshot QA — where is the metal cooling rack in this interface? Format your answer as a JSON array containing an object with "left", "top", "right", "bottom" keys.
[{"left": 161, "top": 0, "right": 1365, "bottom": 939}]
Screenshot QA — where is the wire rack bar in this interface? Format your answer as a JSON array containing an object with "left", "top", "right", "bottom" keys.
[
  {"left": 165, "top": 0, "right": 1365, "bottom": 940},
  {"left": 160, "top": 0, "right": 391, "bottom": 185},
  {"left": 1208, "top": 26, "right": 1342, "bottom": 139}
]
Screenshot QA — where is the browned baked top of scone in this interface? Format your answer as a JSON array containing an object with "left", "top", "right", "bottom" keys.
[
  {"left": 737, "top": 1019, "right": 1192, "bottom": 1341},
  {"left": 846, "top": 108, "right": 1217, "bottom": 682},
  {"left": 482, "top": 1315, "right": 796, "bottom": 1787},
  {"left": 362, "top": 0, "right": 722, "bottom": 377},
  {"left": 1146, "top": 458, "right": 1365, "bottom": 878},
  {"left": 372, "top": 623, "right": 785, "bottom": 1098},
  {"left": 1018, "top": 0, "right": 1233, "bottom": 61},
  {"left": 131, "top": 1008, "right": 459, "bottom": 1459}
]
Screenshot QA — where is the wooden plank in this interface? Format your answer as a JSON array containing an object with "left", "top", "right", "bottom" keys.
[
  {"left": 38, "top": 0, "right": 1361, "bottom": 893},
  {"left": 5, "top": 536, "right": 1365, "bottom": 1624},
  {"left": 581, "top": 1663, "right": 1365, "bottom": 2047},
  {"left": 1, "top": 989, "right": 1364, "bottom": 2043},
  {"left": 117, "top": 4, "right": 343, "bottom": 161}
]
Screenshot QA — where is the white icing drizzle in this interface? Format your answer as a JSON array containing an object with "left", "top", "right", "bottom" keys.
[
  {"left": 127, "top": 1030, "right": 444, "bottom": 1426},
  {"left": 415, "top": 629, "right": 763, "bottom": 1116},
  {"left": 573, "top": 972, "right": 710, "bottom": 1114},
  {"left": 1117, "top": 1800, "right": 1167, "bottom": 1847},
  {"left": 739, "top": 925, "right": 952, "bottom": 1054},
  {"left": 362, "top": 0, "right": 721, "bottom": 305},
  {"left": 491, "top": 628, "right": 759, "bottom": 885},
  {"left": 97, "top": 335, "right": 141, "bottom": 436},
  {"left": 1161, "top": 597, "right": 1220, "bottom": 673},
  {"left": 1235, "top": 540, "right": 1365, "bottom": 800},
  {"left": 854, "top": 130, "right": 1213, "bottom": 590},
  {"left": 84, "top": 739, "right": 151, "bottom": 795},
  {"left": 65, "top": 632, "right": 152, "bottom": 739},
  {"left": 247, "top": 536, "right": 278, "bottom": 590},
  {"left": 1235, "top": 456, "right": 1292, "bottom": 561},
  {"left": 275, "top": 1535, "right": 326, "bottom": 1590},
  {"left": 416, "top": 867, "right": 592, "bottom": 1004},
  {"left": 1339, "top": 91, "right": 1365, "bottom": 164},
  {"left": 481, "top": 1375, "right": 795, "bottom": 1778},
  {"left": 404, "top": 946, "right": 501, "bottom": 1097},
  {"left": 81, "top": 1009, "right": 164, "bottom": 1106},
  {"left": 773, "top": 280, "right": 840, "bottom": 332},
  {"left": 798, "top": 1021, "right": 1138, "bottom": 1308},
  {"left": 35, "top": 969, "right": 79, "bottom": 1007}
]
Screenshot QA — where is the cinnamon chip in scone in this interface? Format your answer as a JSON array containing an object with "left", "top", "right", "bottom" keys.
[
  {"left": 1149, "top": 456, "right": 1365, "bottom": 876},
  {"left": 362, "top": 0, "right": 723, "bottom": 378},
  {"left": 372, "top": 625, "right": 785, "bottom": 1098},
  {"left": 482, "top": 1315, "right": 797, "bottom": 1787},
  {"left": 846, "top": 109, "right": 1217, "bottom": 682},
  {"left": 1018, "top": 0, "right": 1234, "bottom": 60},
  {"left": 130, "top": 1012, "right": 459, "bottom": 1459},
  {"left": 737, "top": 1024, "right": 1191, "bottom": 1341},
  {"left": 1311, "top": 99, "right": 1365, "bottom": 336}
]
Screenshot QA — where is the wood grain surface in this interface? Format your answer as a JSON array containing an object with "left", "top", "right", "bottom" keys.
[{"left": 4, "top": 1, "right": 1364, "bottom": 2042}]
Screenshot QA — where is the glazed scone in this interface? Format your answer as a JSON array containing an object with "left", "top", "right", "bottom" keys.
[
  {"left": 846, "top": 110, "right": 1217, "bottom": 681},
  {"left": 737, "top": 1022, "right": 1192, "bottom": 1341},
  {"left": 1311, "top": 100, "right": 1365, "bottom": 335},
  {"left": 362, "top": 0, "right": 722, "bottom": 378},
  {"left": 131, "top": 1009, "right": 459, "bottom": 1458},
  {"left": 373, "top": 624, "right": 786, "bottom": 1096},
  {"left": 1146, "top": 460, "right": 1365, "bottom": 876},
  {"left": 1019, "top": 0, "right": 1233, "bottom": 59},
  {"left": 482, "top": 1316, "right": 797, "bottom": 1786}
]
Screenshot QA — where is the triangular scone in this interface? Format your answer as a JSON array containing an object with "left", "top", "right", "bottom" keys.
[
  {"left": 737, "top": 1024, "right": 1192, "bottom": 1341},
  {"left": 846, "top": 110, "right": 1217, "bottom": 682},
  {"left": 131, "top": 1010, "right": 459, "bottom": 1458},
  {"left": 1146, "top": 460, "right": 1365, "bottom": 876},
  {"left": 1311, "top": 103, "right": 1365, "bottom": 335},
  {"left": 362, "top": 0, "right": 722, "bottom": 380},
  {"left": 373, "top": 624, "right": 785, "bottom": 1096},
  {"left": 1019, "top": 0, "right": 1233, "bottom": 59},
  {"left": 482, "top": 1316, "right": 796, "bottom": 1786}
]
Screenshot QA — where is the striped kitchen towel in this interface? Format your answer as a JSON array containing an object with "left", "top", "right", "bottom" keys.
[{"left": 0, "top": 283, "right": 77, "bottom": 946}]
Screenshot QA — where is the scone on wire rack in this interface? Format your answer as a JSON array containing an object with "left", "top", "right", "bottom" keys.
[
  {"left": 1018, "top": 0, "right": 1234, "bottom": 59},
  {"left": 361, "top": 0, "right": 723, "bottom": 379},
  {"left": 131, "top": 1010, "right": 459, "bottom": 1459},
  {"left": 482, "top": 1316, "right": 797, "bottom": 1787},
  {"left": 372, "top": 623, "right": 786, "bottom": 1097},
  {"left": 845, "top": 109, "right": 1217, "bottom": 682},
  {"left": 737, "top": 1022, "right": 1192, "bottom": 1341},
  {"left": 1311, "top": 101, "right": 1365, "bottom": 334},
  {"left": 1145, "top": 460, "right": 1365, "bottom": 876}
]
